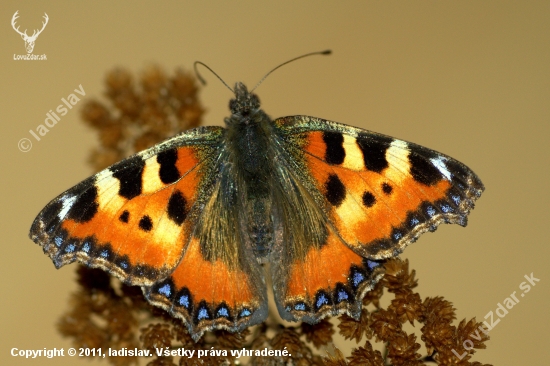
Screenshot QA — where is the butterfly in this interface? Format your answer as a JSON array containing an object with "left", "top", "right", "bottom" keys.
[{"left": 30, "top": 53, "right": 484, "bottom": 341}]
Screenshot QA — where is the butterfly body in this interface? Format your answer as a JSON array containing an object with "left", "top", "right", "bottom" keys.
[
  {"left": 223, "top": 83, "right": 276, "bottom": 260},
  {"left": 30, "top": 80, "right": 484, "bottom": 340}
]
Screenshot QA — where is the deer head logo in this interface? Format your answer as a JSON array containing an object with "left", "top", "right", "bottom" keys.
[{"left": 11, "top": 11, "right": 49, "bottom": 54}]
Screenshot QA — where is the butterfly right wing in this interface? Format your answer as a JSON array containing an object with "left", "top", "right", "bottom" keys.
[{"left": 268, "top": 115, "right": 483, "bottom": 324}]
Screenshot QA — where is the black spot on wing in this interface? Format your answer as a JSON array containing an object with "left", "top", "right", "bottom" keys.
[
  {"left": 167, "top": 190, "right": 188, "bottom": 226},
  {"left": 356, "top": 133, "right": 392, "bottom": 173},
  {"left": 138, "top": 215, "right": 153, "bottom": 231},
  {"left": 325, "top": 174, "right": 346, "bottom": 206},
  {"left": 408, "top": 152, "right": 442, "bottom": 186},
  {"left": 119, "top": 210, "right": 129, "bottom": 223},
  {"left": 68, "top": 186, "right": 99, "bottom": 223},
  {"left": 111, "top": 156, "right": 145, "bottom": 200},
  {"left": 157, "top": 148, "right": 181, "bottom": 184},
  {"left": 362, "top": 191, "right": 376, "bottom": 207},
  {"left": 382, "top": 182, "right": 393, "bottom": 195},
  {"left": 322, "top": 131, "right": 345, "bottom": 165}
]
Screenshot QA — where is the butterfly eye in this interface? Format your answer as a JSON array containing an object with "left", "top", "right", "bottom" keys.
[{"left": 229, "top": 99, "right": 239, "bottom": 114}]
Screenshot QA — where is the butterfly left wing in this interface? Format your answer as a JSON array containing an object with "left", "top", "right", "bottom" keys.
[
  {"left": 29, "top": 126, "right": 268, "bottom": 340},
  {"left": 270, "top": 116, "right": 484, "bottom": 322}
]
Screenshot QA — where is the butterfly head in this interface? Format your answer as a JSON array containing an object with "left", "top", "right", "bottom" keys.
[{"left": 228, "top": 82, "right": 261, "bottom": 122}]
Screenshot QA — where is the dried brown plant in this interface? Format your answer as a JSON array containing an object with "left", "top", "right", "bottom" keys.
[
  {"left": 81, "top": 65, "right": 204, "bottom": 171},
  {"left": 57, "top": 66, "right": 492, "bottom": 366}
]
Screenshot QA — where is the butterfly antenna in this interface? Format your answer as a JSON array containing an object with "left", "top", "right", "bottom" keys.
[
  {"left": 194, "top": 61, "right": 234, "bottom": 93},
  {"left": 250, "top": 49, "right": 332, "bottom": 93}
]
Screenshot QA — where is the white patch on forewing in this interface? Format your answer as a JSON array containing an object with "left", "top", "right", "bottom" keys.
[
  {"left": 385, "top": 139, "right": 410, "bottom": 183},
  {"left": 142, "top": 157, "right": 165, "bottom": 194},
  {"left": 94, "top": 169, "right": 126, "bottom": 214},
  {"left": 342, "top": 135, "right": 364, "bottom": 171},
  {"left": 58, "top": 195, "right": 77, "bottom": 219},
  {"left": 430, "top": 156, "right": 452, "bottom": 180}
]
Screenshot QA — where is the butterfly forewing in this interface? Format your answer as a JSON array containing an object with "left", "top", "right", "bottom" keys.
[{"left": 30, "top": 126, "right": 223, "bottom": 285}]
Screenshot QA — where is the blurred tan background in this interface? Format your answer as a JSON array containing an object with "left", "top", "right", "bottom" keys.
[{"left": 2, "top": 1, "right": 549, "bottom": 365}]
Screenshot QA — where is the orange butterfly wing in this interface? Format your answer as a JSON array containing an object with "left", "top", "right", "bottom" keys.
[
  {"left": 30, "top": 126, "right": 267, "bottom": 340},
  {"left": 270, "top": 116, "right": 483, "bottom": 321}
]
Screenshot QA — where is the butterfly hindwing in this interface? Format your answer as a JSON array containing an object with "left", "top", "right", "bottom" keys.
[
  {"left": 271, "top": 226, "right": 385, "bottom": 323},
  {"left": 146, "top": 234, "right": 268, "bottom": 341},
  {"left": 146, "top": 168, "right": 268, "bottom": 340}
]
